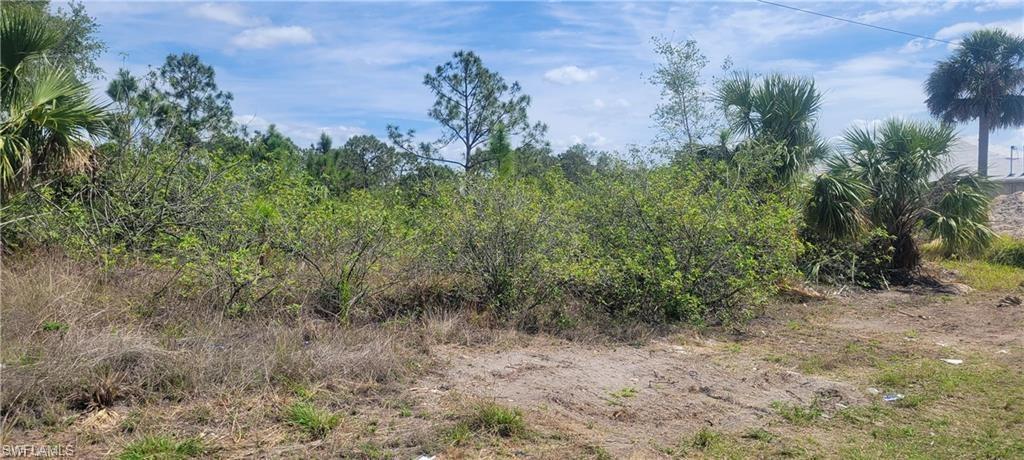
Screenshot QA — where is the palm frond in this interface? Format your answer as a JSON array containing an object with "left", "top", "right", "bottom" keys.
[
  {"left": 805, "top": 173, "right": 868, "bottom": 241},
  {"left": 923, "top": 169, "right": 997, "bottom": 256},
  {"left": 0, "top": 6, "right": 62, "bottom": 103}
]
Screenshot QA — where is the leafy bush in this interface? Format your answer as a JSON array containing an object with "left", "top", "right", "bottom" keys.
[
  {"left": 569, "top": 163, "right": 799, "bottom": 324},
  {"left": 798, "top": 227, "right": 894, "bottom": 288},
  {"left": 425, "top": 175, "right": 572, "bottom": 321},
  {"left": 6, "top": 133, "right": 804, "bottom": 329},
  {"left": 291, "top": 190, "right": 414, "bottom": 321},
  {"left": 987, "top": 237, "right": 1024, "bottom": 269}
]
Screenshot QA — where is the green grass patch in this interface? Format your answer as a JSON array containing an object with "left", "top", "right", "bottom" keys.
[
  {"left": 609, "top": 387, "right": 638, "bottom": 399},
  {"left": 771, "top": 400, "right": 822, "bottom": 425},
  {"left": 119, "top": 435, "right": 206, "bottom": 460},
  {"left": 443, "top": 402, "right": 527, "bottom": 444},
  {"left": 468, "top": 402, "right": 526, "bottom": 437},
  {"left": 41, "top": 321, "right": 68, "bottom": 332},
  {"left": 742, "top": 427, "right": 776, "bottom": 443},
  {"left": 939, "top": 259, "right": 1024, "bottom": 292},
  {"left": 443, "top": 421, "right": 473, "bottom": 446},
  {"left": 987, "top": 237, "right": 1024, "bottom": 269},
  {"left": 285, "top": 401, "right": 340, "bottom": 439},
  {"left": 690, "top": 427, "right": 721, "bottom": 450}
]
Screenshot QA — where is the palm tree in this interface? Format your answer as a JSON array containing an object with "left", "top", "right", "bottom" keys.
[
  {"left": 925, "top": 29, "right": 1024, "bottom": 177},
  {"left": 807, "top": 119, "right": 995, "bottom": 273},
  {"left": 717, "top": 72, "right": 829, "bottom": 182},
  {"left": 1, "top": 7, "right": 107, "bottom": 195}
]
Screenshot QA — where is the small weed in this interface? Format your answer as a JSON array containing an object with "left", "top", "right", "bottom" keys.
[
  {"left": 119, "top": 435, "right": 206, "bottom": 460},
  {"left": 398, "top": 404, "right": 413, "bottom": 418},
  {"left": 358, "top": 442, "right": 387, "bottom": 459},
  {"left": 799, "top": 355, "right": 830, "bottom": 374},
  {"left": 743, "top": 427, "right": 776, "bottom": 442},
  {"left": 764, "top": 354, "right": 785, "bottom": 364},
  {"left": 444, "top": 421, "right": 472, "bottom": 446},
  {"left": 609, "top": 387, "right": 638, "bottom": 399},
  {"left": 287, "top": 382, "right": 316, "bottom": 400},
  {"left": 584, "top": 444, "right": 613, "bottom": 460},
  {"left": 41, "top": 321, "right": 68, "bottom": 332},
  {"left": 691, "top": 427, "right": 721, "bottom": 450},
  {"left": 468, "top": 403, "right": 526, "bottom": 438},
  {"left": 772, "top": 401, "right": 822, "bottom": 425},
  {"left": 725, "top": 343, "right": 742, "bottom": 353},
  {"left": 285, "top": 401, "right": 340, "bottom": 439},
  {"left": 119, "top": 410, "right": 142, "bottom": 434}
]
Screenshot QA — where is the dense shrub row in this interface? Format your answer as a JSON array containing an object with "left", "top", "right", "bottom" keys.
[{"left": 7, "top": 144, "right": 800, "bottom": 328}]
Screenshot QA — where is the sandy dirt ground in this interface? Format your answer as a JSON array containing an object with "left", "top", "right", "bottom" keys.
[
  {"left": 991, "top": 191, "right": 1024, "bottom": 239},
  {"left": 8, "top": 283, "right": 1021, "bottom": 458},
  {"left": 411, "top": 287, "right": 1023, "bottom": 458}
]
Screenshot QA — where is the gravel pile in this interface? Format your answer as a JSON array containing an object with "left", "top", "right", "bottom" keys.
[{"left": 991, "top": 192, "right": 1024, "bottom": 239}]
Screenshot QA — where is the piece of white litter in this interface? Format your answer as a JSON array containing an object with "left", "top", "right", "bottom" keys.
[
  {"left": 998, "top": 349, "right": 1009, "bottom": 354},
  {"left": 936, "top": 342, "right": 949, "bottom": 347},
  {"left": 940, "top": 358, "right": 963, "bottom": 365},
  {"left": 866, "top": 387, "right": 880, "bottom": 395},
  {"left": 416, "top": 456, "right": 436, "bottom": 460}
]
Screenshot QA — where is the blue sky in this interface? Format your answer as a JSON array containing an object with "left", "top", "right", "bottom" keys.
[{"left": 77, "top": 1, "right": 1023, "bottom": 174}]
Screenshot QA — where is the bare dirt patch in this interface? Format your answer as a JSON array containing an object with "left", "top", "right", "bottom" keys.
[
  {"left": 416, "top": 336, "right": 865, "bottom": 457},
  {"left": 412, "top": 281, "right": 1024, "bottom": 458}
]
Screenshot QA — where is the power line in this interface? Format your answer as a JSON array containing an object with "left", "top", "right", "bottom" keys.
[{"left": 755, "top": 0, "right": 957, "bottom": 46}]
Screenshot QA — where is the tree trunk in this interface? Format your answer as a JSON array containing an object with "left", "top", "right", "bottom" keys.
[
  {"left": 891, "top": 230, "right": 920, "bottom": 274},
  {"left": 978, "top": 114, "right": 990, "bottom": 177}
]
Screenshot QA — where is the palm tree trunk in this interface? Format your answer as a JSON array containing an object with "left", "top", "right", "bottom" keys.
[
  {"left": 978, "top": 114, "right": 990, "bottom": 177},
  {"left": 891, "top": 231, "right": 920, "bottom": 273}
]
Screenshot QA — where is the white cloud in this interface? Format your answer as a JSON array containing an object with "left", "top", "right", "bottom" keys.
[
  {"left": 974, "top": 0, "right": 1023, "bottom": 12},
  {"left": 233, "top": 114, "right": 366, "bottom": 145},
  {"left": 544, "top": 65, "right": 598, "bottom": 84},
  {"left": 935, "top": 19, "right": 1024, "bottom": 42},
  {"left": 570, "top": 132, "right": 608, "bottom": 146},
  {"left": 233, "top": 114, "right": 271, "bottom": 131},
  {"left": 898, "top": 38, "right": 936, "bottom": 54},
  {"left": 857, "top": 2, "right": 958, "bottom": 23},
  {"left": 320, "top": 41, "right": 450, "bottom": 66},
  {"left": 589, "top": 98, "right": 630, "bottom": 111},
  {"left": 231, "top": 26, "right": 315, "bottom": 49},
  {"left": 188, "top": 3, "right": 265, "bottom": 27}
]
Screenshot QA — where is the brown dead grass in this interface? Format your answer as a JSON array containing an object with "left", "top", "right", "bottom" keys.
[
  {"left": 4, "top": 252, "right": 1022, "bottom": 458},
  {"left": 0, "top": 252, "right": 447, "bottom": 456}
]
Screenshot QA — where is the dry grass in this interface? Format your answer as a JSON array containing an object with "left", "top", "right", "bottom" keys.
[
  {"left": 5, "top": 251, "right": 1022, "bottom": 458},
  {"left": 0, "top": 252, "right": 440, "bottom": 455}
]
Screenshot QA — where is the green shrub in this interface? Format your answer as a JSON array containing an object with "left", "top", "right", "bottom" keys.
[
  {"left": 426, "top": 175, "right": 572, "bottom": 321},
  {"left": 291, "top": 190, "right": 413, "bottom": 321},
  {"left": 798, "top": 227, "right": 894, "bottom": 288},
  {"left": 568, "top": 164, "right": 799, "bottom": 324},
  {"left": 987, "top": 237, "right": 1024, "bottom": 269}
]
